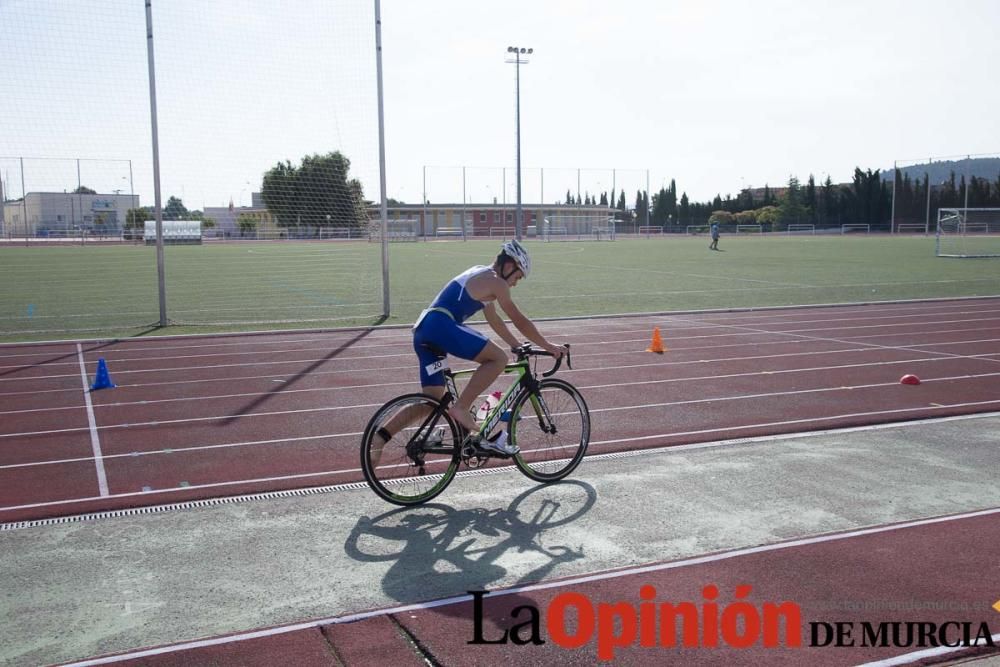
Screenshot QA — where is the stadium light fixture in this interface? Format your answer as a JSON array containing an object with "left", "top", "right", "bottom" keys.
[{"left": 505, "top": 45, "right": 532, "bottom": 240}]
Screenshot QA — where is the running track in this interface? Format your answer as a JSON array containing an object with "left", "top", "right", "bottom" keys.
[{"left": 2, "top": 297, "right": 1000, "bottom": 525}]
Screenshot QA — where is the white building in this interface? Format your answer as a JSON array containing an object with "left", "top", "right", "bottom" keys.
[{"left": 1, "top": 192, "right": 139, "bottom": 237}]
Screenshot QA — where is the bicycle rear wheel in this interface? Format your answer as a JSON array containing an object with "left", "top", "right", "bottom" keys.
[
  {"left": 509, "top": 379, "right": 590, "bottom": 482},
  {"left": 360, "top": 393, "right": 461, "bottom": 505}
]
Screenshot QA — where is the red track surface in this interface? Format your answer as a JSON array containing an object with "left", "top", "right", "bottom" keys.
[
  {"left": 103, "top": 509, "right": 1000, "bottom": 666},
  {"left": 2, "top": 298, "right": 999, "bottom": 524}
]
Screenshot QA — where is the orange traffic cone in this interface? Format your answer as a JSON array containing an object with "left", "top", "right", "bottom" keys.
[{"left": 646, "top": 327, "right": 666, "bottom": 354}]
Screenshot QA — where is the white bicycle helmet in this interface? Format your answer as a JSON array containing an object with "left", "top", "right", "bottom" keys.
[{"left": 499, "top": 239, "right": 531, "bottom": 279}]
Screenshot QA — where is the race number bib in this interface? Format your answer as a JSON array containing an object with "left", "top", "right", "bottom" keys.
[{"left": 425, "top": 359, "right": 448, "bottom": 376}]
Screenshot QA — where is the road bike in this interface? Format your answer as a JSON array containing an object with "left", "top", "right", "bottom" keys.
[{"left": 360, "top": 344, "right": 590, "bottom": 506}]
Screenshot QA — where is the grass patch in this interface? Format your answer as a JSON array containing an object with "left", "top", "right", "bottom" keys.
[{"left": 1, "top": 236, "right": 998, "bottom": 342}]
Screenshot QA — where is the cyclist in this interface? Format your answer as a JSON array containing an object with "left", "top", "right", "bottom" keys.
[{"left": 375, "top": 240, "right": 565, "bottom": 456}]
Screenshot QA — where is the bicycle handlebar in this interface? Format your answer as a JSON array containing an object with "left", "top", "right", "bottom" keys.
[{"left": 511, "top": 343, "right": 571, "bottom": 377}]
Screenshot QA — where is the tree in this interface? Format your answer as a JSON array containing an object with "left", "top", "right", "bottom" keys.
[
  {"left": 261, "top": 151, "right": 368, "bottom": 234},
  {"left": 707, "top": 210, "right": 734, "bottom": 225},
  {"left": 237, "top": 213, "right": 258, "bottom": 237},
  {"left": 634, "top": 190, "right": 649, "bottom": 223},
  {"left": 164, "top": 196, "right": 189, "bottom": 220},
  {"left": 651, "top": 187, "right": 670, "bottom": 226},
  {"left": 821, "top": 175, "right": 837, "bottom": 226},
  {"left": 679, "top": 192, "right": 690, "bottom": 225},
  {"left": 755, "top": 205, "right": 780, "bottom": 228},
  {"left": 805, "top": 175, "right": 817, "bottom": 224},
  {"left": 73, "top": 185, "right": 97, "bottom": 195},
  {"left": 617, "top": 191, "right": 626, "bottom": 211},
  {"left": 778, "top": 176, "right": 809, "bottom": 230}
]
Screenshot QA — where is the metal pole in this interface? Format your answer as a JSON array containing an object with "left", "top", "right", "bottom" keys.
[
  {"left": 145, "top": 0, "right": 168, "bottom": 326},
  {"left": 375, "top": 0, "right": 390, "bottom": 317},
  {"left": 422, "top": 165, "right": 427, "bottom": 241},
  {"left": 889, "top": 161, "right": 897, "bottom": 234},
  {"left": 963, "top": 154, "right": 971, "bottom": 211},
  {"left": 77, "top": 158, "right": 82, "bottom": 241},
  {"left": 515, "top": 54, "right": 522, "bottom": 241},
  {"left": 924, "top": 164, "right": 931, "bottom": 236},
  {"left": 461, "top": 165, "right": 467, "bottom": 241},
  {"left": 129, "top": 159, "right": 135, "bottom": 242},
  {"left": 20, "top": 157, "right": 27, "bottom": 245},
  {"left": 506, "top": 47, "right": 532, "bottom": 241}
]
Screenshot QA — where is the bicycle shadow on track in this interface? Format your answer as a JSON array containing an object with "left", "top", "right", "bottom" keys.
[{"left": 344, "top": 480, "right": 597, "bottom": 611}]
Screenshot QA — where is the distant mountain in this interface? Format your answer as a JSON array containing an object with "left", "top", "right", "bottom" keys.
[{"left": 882, "top": 156, "right": 1000, "bottom": 183}]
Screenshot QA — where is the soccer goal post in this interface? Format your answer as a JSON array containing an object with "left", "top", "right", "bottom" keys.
[
  {"left": 935, "top": 208, "right": 1000, "bottom": 258},
  {"left": 542, "top": 215, "right": 616, "bottom": 241}
]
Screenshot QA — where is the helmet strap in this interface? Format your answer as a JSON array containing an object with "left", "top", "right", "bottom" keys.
[{"left": 498, "top": 258, "right": 518, "bottom": 280}]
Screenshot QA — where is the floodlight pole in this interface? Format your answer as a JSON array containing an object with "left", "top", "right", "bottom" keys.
[
  {"left": 890, "top": 161, "right": 897, "bottom": 234},
  {"left": 506, "top": 46, "right": 532, "bottom": 241},
  {"left": 144, "top": 0, "right": 168, "bottom": 327},
  {"left": 375, "top": 0, "right": 390, "bottom": 317}
]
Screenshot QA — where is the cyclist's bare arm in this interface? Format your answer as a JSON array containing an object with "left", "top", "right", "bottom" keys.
[
  {"left": 467, "top": 271, "right": 564, "bottom": 356},
  {"left": 493, "top": 286, "right": 564, "bottom": 358},
  {"left": 482, "top": 302, "right": 521, "bottom": 350}
]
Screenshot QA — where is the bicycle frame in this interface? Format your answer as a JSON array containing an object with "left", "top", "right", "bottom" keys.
[
  {"left": 407, "top": 346, "right": 567, "bottom": 458},
  {"left": 446, "top": 359, "right": 540, "bottom": 441}
]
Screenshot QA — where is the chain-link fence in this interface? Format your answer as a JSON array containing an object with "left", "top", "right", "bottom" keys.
[{"left": 0, "top": 1, "right": 386, "bottom": 339}]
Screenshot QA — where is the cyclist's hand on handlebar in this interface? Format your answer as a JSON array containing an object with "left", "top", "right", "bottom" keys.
[{"left": 543, "top": 342, "right": 566, "bottom": 358}]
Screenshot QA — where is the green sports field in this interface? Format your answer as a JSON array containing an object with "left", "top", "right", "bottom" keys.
[{"left": 1, "top": 235, "right": 998, "bottom": 342}]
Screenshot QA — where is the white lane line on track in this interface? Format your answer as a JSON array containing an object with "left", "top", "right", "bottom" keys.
[
  {"left": 2, "top": 352, "right": 996, "bottom": 417},
  {"left": 3, "top": 370, "right": 1000, "bottom": 440},
  {"left": 2, "top": 304, "right": 998, "bottom": 365},
  {"left": 2, "top": 296, "right": 997, "bottom": 354},
  {"left": 5, "top": 313, "right": 999, "bottom": 370},
  {"left": 3, "top": 402, "right": 999, "bottom": 495},
  {"left": 5, "top": 330, "right": 999, "bottom": 384},
  {"left": 7, "top": 333, "right": 999, "bottom": 398},
  {"left": 0, "top": 433, "right": 360, "bottom": 470},
  {"left": 54, "top": 504, "right": 1000, "bottom": 667},
  {"left": 671, "top": 312, "right": 1000, "bottom": 368},
  {"left": 4, "top": 371, "right": 1000, "bottom": 440},
  {"left": 75, "top": 344, "right": 109, "bottom": 497}
]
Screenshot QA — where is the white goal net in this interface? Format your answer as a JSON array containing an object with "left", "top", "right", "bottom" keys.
[{"left": 935, "top": 208, "right": 1000, "bottom": 258}]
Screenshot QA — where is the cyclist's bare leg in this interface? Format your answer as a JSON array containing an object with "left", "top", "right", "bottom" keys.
[
  {"left": 371, "top": 388, "right": 443, "bottom": 465},
  {"left": 448, "top": 341, "right": 506, "bottom": 436}
]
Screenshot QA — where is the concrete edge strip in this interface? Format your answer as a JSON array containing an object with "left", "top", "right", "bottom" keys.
[
  {"left": 3, "top": 410, "right": 998, "bottom": 532},
  {"left": 56, "top": 504, "right": 1000, "bottom": 667},
  {"left": 5, "top": 294, "right": 998, "bottom": 348}
]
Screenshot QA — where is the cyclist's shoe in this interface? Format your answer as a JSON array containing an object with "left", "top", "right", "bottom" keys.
[
  {"left": 478, "top": 431, "right": 520, "bottom": 456},
  {"left": 425, "top": 427, "right": 445, "bottom": 446}
]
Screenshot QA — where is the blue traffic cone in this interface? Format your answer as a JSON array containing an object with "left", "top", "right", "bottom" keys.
[{"left": 90, "top": 358, "right": 116, "bottom": 391}]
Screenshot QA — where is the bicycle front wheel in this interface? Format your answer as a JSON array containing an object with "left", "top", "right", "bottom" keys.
[
  {"left": 360, "top": 393, "right": 461, "bottom": 506},
  {"left": 509, "top": 379, "right": 591, "bottom": 482}
]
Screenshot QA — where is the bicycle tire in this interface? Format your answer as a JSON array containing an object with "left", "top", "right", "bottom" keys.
[
  {"left": 509, "top": 378, "right": 591, "bottom": 482},
  {"left": 360, "top": 393, "right": 461, "bottom": 506}
]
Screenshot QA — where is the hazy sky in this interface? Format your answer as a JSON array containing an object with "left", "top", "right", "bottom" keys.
[{"left": 2, "top": 0, "right": 999, "bottom": 208}]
